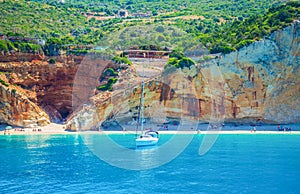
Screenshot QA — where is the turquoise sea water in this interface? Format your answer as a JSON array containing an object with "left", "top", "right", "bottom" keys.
[{"left": 0, "top": 134, "right": 300, "bottom": 193}]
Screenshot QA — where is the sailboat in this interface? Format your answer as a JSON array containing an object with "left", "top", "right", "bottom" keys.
[
  {"left": 135, "top": 52, "right": 159, "bottom": 147},
  {"left": 136, "top": 128, "right": 159, "bottom": 147}
]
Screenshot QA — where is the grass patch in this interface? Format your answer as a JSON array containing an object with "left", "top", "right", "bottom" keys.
[
  {"left": 97, "top": 77, "right": 118, "bottom": 91},
  {"left": 0, "top": 79, "right": 9, "bottom": 87}
]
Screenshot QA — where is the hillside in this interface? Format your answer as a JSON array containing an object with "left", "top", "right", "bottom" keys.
[
  {"left": 31, "top": 0, "right": 284, "bottom": 19},
  {"left": 0, "top": 0, "right": 299, "bottom": 127},
  {"left": 0, "top": 21, "right": 299, "bottom": 127},
  {"left": 1, "top": 0, "right": 297, "bottom": 56}
]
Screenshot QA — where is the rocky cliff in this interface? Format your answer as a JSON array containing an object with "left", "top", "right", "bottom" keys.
[
  {"left": 0, "top": 52, "right": 111, "bottom": 126},
  {"left": 67, "top": 21, "right": 300, "bottom": 130},
  {"left": 214, "top": 20, "right": 300, "bottom": 123},
  {"left": 0, "top": 55, "right": 78, "bottom": 126},
  {"left": 0, "top": 75, "right": 50, "bottom": 126},
  {"left": 0, "top": 22, "right": 299, "bottom": 128}
]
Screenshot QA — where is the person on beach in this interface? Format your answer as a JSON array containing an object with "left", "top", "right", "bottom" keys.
[
  {"left": 253, "top": 127, "right": 256, "bottom": 132},
  {"left": 4, "top": 129, "right": 10, "bottom": 135}
]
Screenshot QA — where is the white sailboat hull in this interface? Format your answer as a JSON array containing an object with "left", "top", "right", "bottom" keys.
[{"left": 136, "top": 136, "right": 158, "bottom": 147}]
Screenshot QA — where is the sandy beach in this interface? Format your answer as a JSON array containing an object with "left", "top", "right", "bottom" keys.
[
  {"left": 0, "top": 123, "right": 68, "bottom": 135},
  {"left": 1, "top": 122, "right": 300, "bottom": 135}
]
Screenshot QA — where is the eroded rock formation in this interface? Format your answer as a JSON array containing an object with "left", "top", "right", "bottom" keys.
[
  {"left": 67, "top": 21, "right": 300, "bottom": 130},
  {"left": 0, "top": 75, "right": 50, "bottom": 126},
  {"left": 0, "top": 22, "right": 299, "bottom": 128},
  {"left": 0, "top": 53, "right": 112, "bottom": 126}
]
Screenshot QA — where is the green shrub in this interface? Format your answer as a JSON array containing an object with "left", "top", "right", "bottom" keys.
[
  {"left": 108, "top": 77, "right": 118, "bottom": 84},
  {"left": 113, "top": 56, "right": 132, "bottom": 65},
  {"left": 165, "top": 51, "right": 195, "bottom": 69},
  {"left": 11, "top": 42, "right": 42, "bottom": 53},
  {"left": 167, "top": 58, "right": 178, "bottom": 66},
  {"left": 210, "top": 44, "right": 235, "bottom": 54},
  {"left": 236, "top": 39, "right": 255, "bottom": 50},
  {"left": 103, "top": 68, "right": 118, "bottom": 76},
  {"left": 97, "top": 85, "right": 111, "bottom": 91},
  {"left": 169, "top": 50, "right": 185, "bottom": 59},
  {"left": 177, "top": 57, "right": 195, "bottom": 69},
  {"left": 27, "top": 43, "right": 42, "bottom": 53},
  {"left": 0, "top": 40, "right": 38, "bottom": 53},
  {"left": 7, "top": 41, "right": 16, "bottom": 51},
  {"left": 0, "top": 79, "right": 9, "bottom": 87},
  {"left": 48, "top": 58, "right": 56, "bottom": 64},
  {"left": 97, "top": 77, "right": 118, "bottom": 91},
  {"left": 0, "top": 40, "right": 9, "bottom": 53}
]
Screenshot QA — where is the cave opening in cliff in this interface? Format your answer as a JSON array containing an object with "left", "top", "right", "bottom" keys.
[
  {"left": 41, "top": 104, "right": 72, "bottom": 123},
  {"left": 59, "top": 108, "right": 70, "bottom": 120}
]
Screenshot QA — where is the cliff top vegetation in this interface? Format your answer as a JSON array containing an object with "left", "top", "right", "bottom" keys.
[{"left": 0, "top": 0, "right": 299, "bottom": 55}]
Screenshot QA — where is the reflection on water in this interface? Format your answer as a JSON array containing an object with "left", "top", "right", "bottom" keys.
[{"left": 81, "top": 133, "right": 194, "bottom": 170}]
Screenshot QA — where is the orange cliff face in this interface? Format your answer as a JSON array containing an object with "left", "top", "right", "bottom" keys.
[
  {"left": 0, "top": 53, "right": 112, "bottom": 126},
  {"left": 67, "top": 22, "right": 300, "bottom": 130},
  {"left": 0, "top": 55, "right": 78, "bottom": 125},
  {"left": 0, "top": 22, "right": 299, "bottom": 128},
  {"left": 0, "top": 75, "right": 50, "bottom": 127}
]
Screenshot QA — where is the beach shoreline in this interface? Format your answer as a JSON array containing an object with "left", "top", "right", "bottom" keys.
[
  {"left": 0, "top": 123, "right": 300, "bottom": 135},
  {"left": 1, "top": 122, "right": 300, "bottom": 135},
  {"left": 0, "top": 123, "right": 68, "bottom": 135}
]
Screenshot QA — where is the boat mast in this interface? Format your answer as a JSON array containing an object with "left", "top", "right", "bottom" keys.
[
  {"left": 135, "top": 94, "right": 141, "bottom": 137},
  {"left": 141, "top": 53, "right": 145, "bottom": 134}
]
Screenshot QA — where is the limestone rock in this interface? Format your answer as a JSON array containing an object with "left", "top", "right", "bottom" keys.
[
  {"left": 1, "top": 22, "right": 299, "bottom": 128},
  {"left": 0, "top": 82, "right": 50, "bottom": 126},
  {"left": 67, "top": 22, "right": 300, "bottom": 130}
]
